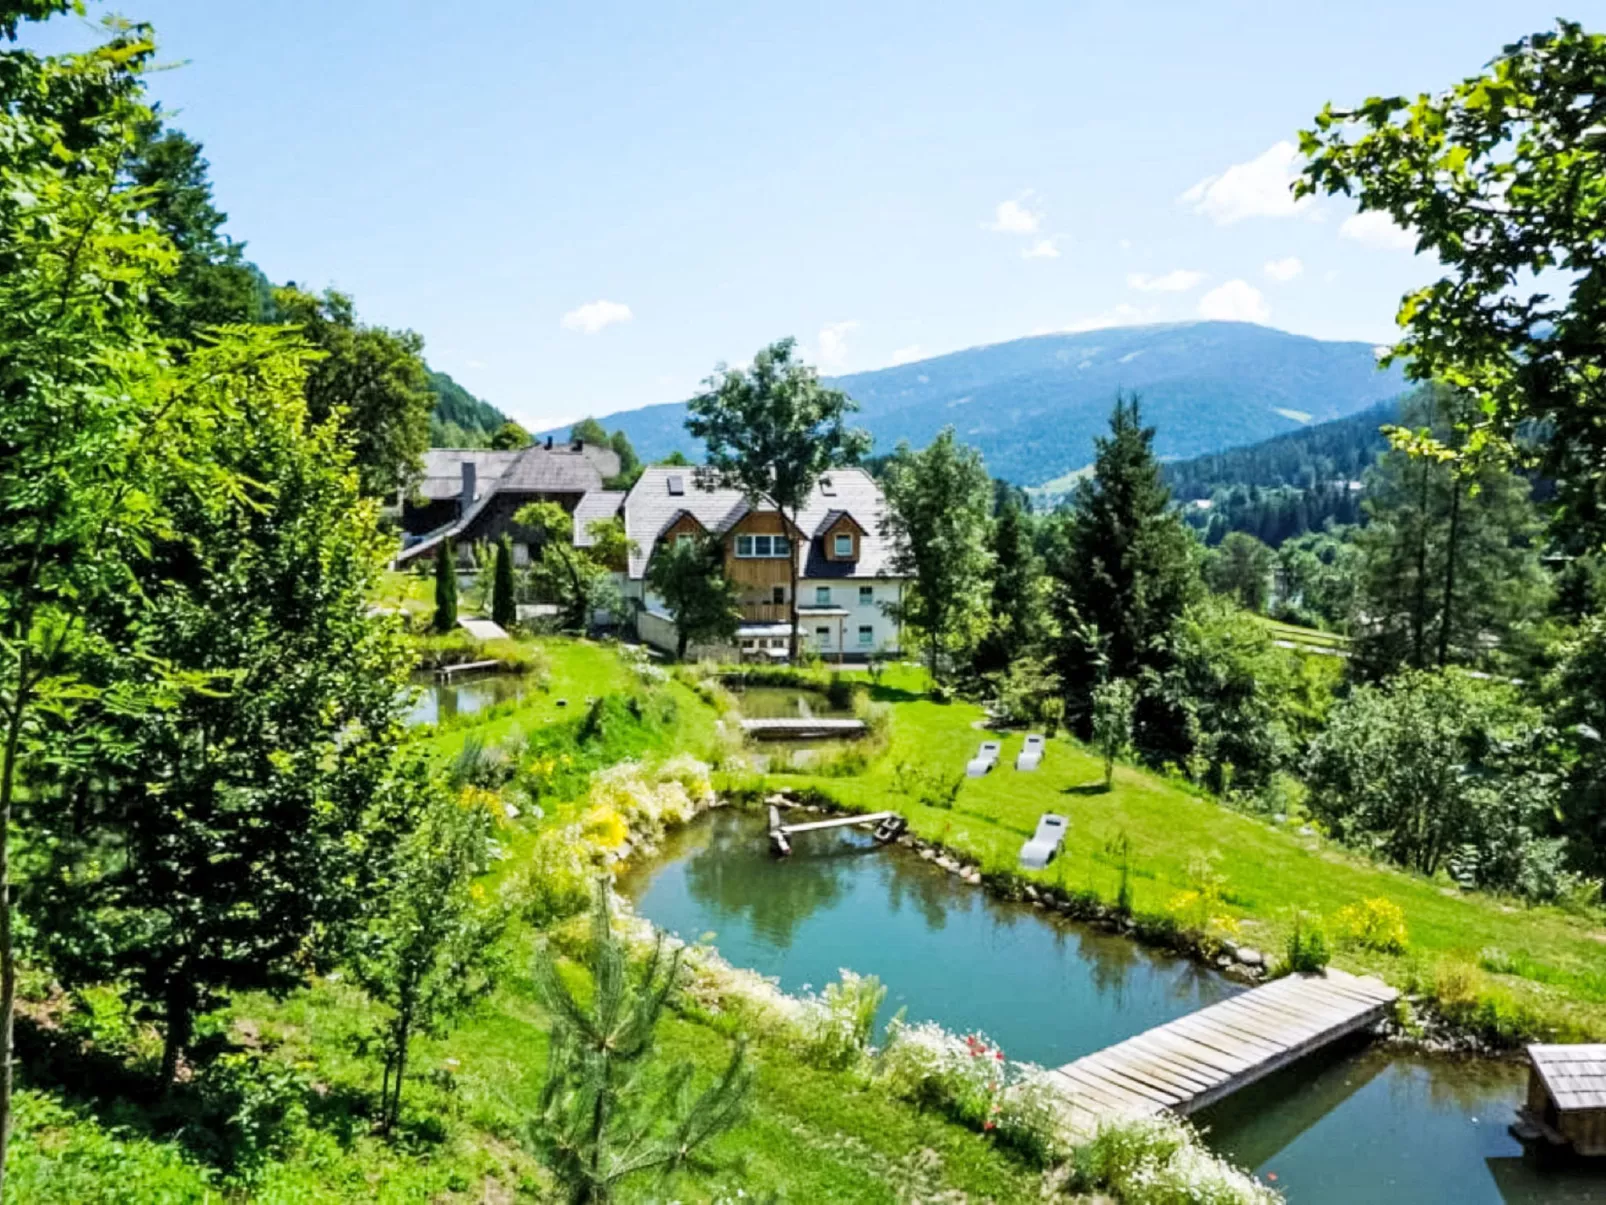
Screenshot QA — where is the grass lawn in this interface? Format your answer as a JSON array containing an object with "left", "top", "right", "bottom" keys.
[
  {"left": 1257, "top": 616, "right": 1352, "bottom": 654},
  {"left": 777, "top": 664, "right": 1606, "bottom": 1043}
]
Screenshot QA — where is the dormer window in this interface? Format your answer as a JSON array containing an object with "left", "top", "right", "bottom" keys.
[
  {"left": 833, "top": 533, "right": 854, "bottom": 558},
  {"left": 667, "top": 474, "right": 685, "bottom": 496}
]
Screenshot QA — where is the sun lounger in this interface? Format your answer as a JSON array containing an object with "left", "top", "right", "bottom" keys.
[
  {"left": 1019, "top": 812, "right": 1068, "bottom": 869},
  {"left": 1015, "top": 733, "right": 1046, "bottom": 771},
  {"left": 965, "top": 739, "right": 1002, "bottom": 778}
]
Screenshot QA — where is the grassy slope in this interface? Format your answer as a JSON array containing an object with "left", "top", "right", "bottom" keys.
[{"left": 780, "top": 666, "right": 1606, "bottom": 1042}]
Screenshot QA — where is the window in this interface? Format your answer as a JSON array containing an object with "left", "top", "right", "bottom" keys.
[
  {"left": 816, "top": 625, "right": 831, "bottom": 644},
  {"left": 735, "top": 533, "right": 791, "bottom": 558},
  {"left": 815, "top": 586, "right": 831, "bottom": 606},
  {"left": 834, "top": 533, "right": 854, "bottom": 558},
  {"left": 675, "top": 534, "right": 693, "bottom": 549},
  {"left": 772, "top": 585, "right": 785, "bottom": 605},
  {"left": 858, "top": 625, "right": 874, "bottom": 647},
  {"left": 666, "top": 474, "right": 685, "bottom": 496},
  {"left": 858, "top": 585, "right": 873, "bottom": 605}
]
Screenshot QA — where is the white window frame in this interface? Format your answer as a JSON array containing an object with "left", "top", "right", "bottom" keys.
[
  {"left": 834, "top": 533, "right": 854, "bottom": 558},
  {"left": 735, "top": 534, "right": 754, "bottom": 557},
  {"left": 735, "top": 533, "right": 791, "bottom": 558},
  {"left": 858, "top": 585, "right": 873, "bottom": 605},
  {"left": 815, "top": 586, "right": 831, "bottom": 606},
  {"left": 858, "top": 625, "right": 874, "bottom": 647}
]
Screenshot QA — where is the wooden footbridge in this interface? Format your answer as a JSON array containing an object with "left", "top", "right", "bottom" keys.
[
  {"left": 1042, "top": 968, "right": 1399, "bottom": 1137},
  {"left": 766, "top": 806, "right": 905, "bottom": 856},
  {"left": 741, "top": 717, "right": 867, "bottom": 740}
]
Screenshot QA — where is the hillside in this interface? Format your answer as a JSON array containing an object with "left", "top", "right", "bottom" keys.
[
  {"left": 427, "top": 368, "right": 508, "bottom": 445},
  {"left": 544, "top": 322, "right": 1409, "bottom": 486}
]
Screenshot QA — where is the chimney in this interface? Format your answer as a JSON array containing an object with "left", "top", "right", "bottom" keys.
[
  {"left": 460, "top": 460, "right": 476, "bottom": 507},
  {"left": 545, "top": 435, "right": 554, "bottom": 450},
  {"left": 572, "top": 437, "right": 584, "bottom": 452}
]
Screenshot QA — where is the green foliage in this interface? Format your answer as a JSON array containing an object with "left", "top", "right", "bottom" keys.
[
  {"left": 529, "top": 882, "right": 752, "bottom": 1204},
  {"left": 988, "top": 655, "right": 1064, "bottom": 733},
  {"left": 1305, "top": 669, "right": 1565, "bottom": 897},
  {"left": 687, "top": 337, "right": 871, "bottom": 660},
  {"left": 1299, "top": 20, "right": 1606, "bottom": 549},
  {"left": 974, "top": 499, "right": 1049, "bottom": 675},
  {"left": 491, "top": 537, "right": 517, "bottom": 629},
  {"left": 489, "top": 419, "right": 529, "bottom": 449},
  {"left": 1330, "top": 898, "right": 1410, "bottom": 955},
  {"left": 1091, "top": 679, "right": 1137, "bottom": 788},
  {"left": 1281, "top": 913, "right": 1331, "bottom": 974},
  {"left": 426, "top": 368, "right": 508, "bottom": 445},
  {"left": 1069, "top": 1114, "right": 1281, "bottom": 1204},
  {"left": 881, "top": 427, "right": 996, "bottom": 682},
  {"left": 1204, "top": 531, "right": 1275, "bottom": 613},
  {"left": 516, "top": 501, "right": 632, "bottom": 631},
  {"left": 1546, "top": 612, "right": 1606, "bottom": 877},
  {"left": 433, "top": 538, "right": 459, "bottom": 632},
  {"left": 349, "top": 785, "right": 508, "bottom": 1133},
  {"left": 272, "top": 286, "right": 435, "bottom": 498},
  {"left": 1274, "top": 529, "right": 1360, "bottom": 631},
  {"left": 1048, "top": 394, "right": 1200, "bottom": 730},
  {"left": 645, "top": 534, "right": 741, "bottom": 660}
]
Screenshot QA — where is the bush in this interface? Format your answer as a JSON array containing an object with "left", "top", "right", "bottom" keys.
[
  {"left": 1070, "top": 1114, "right": 1280, "bottom": 1204},
  {"left": 1330, "top": 898, "right": 1409, "bottom": 954},
  {"left": 1281, "top": 913, "right": 1331, "bottom": 974},
  {"left": 799, "top": 970, "right": 886, "bottom": 1070}
]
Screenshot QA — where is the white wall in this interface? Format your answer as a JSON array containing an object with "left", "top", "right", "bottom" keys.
[{"left": 799, "top": 578, "right": 901, "bottom": 656}]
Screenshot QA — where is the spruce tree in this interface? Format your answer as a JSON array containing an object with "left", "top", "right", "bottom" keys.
[
  {"left": 974, "top": 498, "right": 1046, "bottom": 675},
  {"left": 433, "top": 538, "right": 458, "bottom": 633},
  {"left": 1048, "top": 394, "right": 1199, "bottom": 731},
  {"left": 491, "top": 536, "right": 516, "bottom": 629}
]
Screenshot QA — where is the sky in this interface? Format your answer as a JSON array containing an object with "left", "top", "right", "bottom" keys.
[{"left": 22, "top": 0, "right": 1575, "bottom": 430}]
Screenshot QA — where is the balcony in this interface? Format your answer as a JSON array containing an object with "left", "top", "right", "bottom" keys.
[{"left": 739, "top": 601, "right": 791, "bottom": 623}]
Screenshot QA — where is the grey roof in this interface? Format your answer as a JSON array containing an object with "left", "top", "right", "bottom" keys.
[
  {"left": 415, "top": 445, "right": 609, "bottom": 503},
  {"left": 620, "top": 466, "right": 901, "bottom": 581},
  {"left": 416, "top": 449, "right": 521, "bottom": 501},
  {"left": 498, "top": 446, "right": 607, "bottom": 494},
  {"left": 573, "top": 491, "right": 626, "bottom": 546}
]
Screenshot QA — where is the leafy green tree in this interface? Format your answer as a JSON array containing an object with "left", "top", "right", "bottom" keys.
[
  {"left": 273, "top": 286, "right": 435, "bottom": 497},
  {"left": 1274, "top": 530, "right": 1360, "bottom": 630},
  {"left": 570, "top": 417, "right": 610, "bottom": 445},
  {"left": 881, "top": 428, "right": 995, "bottom": 683},
  {"left": 427, "top": 369, "right": 507, "bottom": 446},
  {"left": 609, "top": 430, "right": 641, "bottom": 481},
  {"left": 30, "top": 335, "right": 427, "bottom": 1085},
  {"left": 1351, "top": 391, "right": 1548, "bottom": 676},
  {"left": 645, "top": 535, "right": 741, "bottom": 660},
  {"left": 1091, "top": 678, "right": 1137, "bottom": 789},
  {"left": 1298, "top": 21, "right": 1606, "bottom": 548},
  {"left": 351, "top": 785, "right": 508, "bottom": 1134},
  {"left": 516, "top": 502, "right": 633, "bottom": 631},
  {"left": 686, "top": 339, "right": 871, "bottom": 662},
  {"left": 974, "top": 499, "right": 1049, "bottom": 675},
  {"left": 529, "top": 882, "right": 751, "bottom": 1204},
  {"left": 1305, "top": 670, "right": 1564, "bottom": 896},
  {"left": 489, "top": 420, "right": 530, "bottom": 450},
  {"left": 1204, "top": 531, "right": 1275, "bottom": 613},
  {"left": 1047, "top": 394, "right": 1200, "bottom": 730},
  {"left": 433, "top": 538, "right": 459, "bottom": 633},
  {"left": 1546, "top": 615, "right": 1606, "bottom": 877},
  {"left": 491, "top": 536, "right": 517, "bottom": 629}
]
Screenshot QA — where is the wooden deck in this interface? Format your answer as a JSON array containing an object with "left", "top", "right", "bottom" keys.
[
  {"left": 1043, "top": 968, "right": 1398, "bottom": 1137},
  {"left": 772, "top": 810, "right": 899, "bottom": 836},
  {"left": 740, "top": 717, "right": 867, "bottom": 739}
]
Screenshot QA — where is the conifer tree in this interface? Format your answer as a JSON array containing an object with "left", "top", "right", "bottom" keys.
[
  {"left": 434, "top": 539, "right": 458, "bottom": 633},
  {"left": 491, "top": 536, "right": 517, "bottom": 629},
  {"left": 974, "top": 498, "right": 1047, "bottom": 675}
]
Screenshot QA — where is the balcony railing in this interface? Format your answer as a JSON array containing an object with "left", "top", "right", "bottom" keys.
[{"left": 739, "top": 602, "right": 791, "bottom": 623}]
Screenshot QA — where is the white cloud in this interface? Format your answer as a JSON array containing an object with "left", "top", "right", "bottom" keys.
[
  {"left": 1339, "top": 210, "right": 1416, "bottom": 251},
  {"left": 1263, "top": 256, "right": 1303, "bottom": 282},
  {"left": 986, "top": 197, "right": 1042, "bottom": 235},
  {"left": 889, "top": 344, "right": 925, "bottom": 366},
  {"left": 1127, "top": 269, "right": 1204, "bottom": 293},
  {"left": 1022, "top": 238, "right": 1061, "bottom": 259},
  {"left": 1180, "top": 141, "right": 1312, "bottom": 225},
  {"left": 560, "top": 299, "right": 633, "bottom": 334},
  {"left": 1197, "top": 279, "right": 1270, "bottom": 323},
  {"left": 817, "top": 321, "right": 859, "bottom": 370}
]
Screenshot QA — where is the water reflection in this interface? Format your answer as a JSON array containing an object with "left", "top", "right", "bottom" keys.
[{"left": 406, "top": 672, "right": 531, "bottom": 726}]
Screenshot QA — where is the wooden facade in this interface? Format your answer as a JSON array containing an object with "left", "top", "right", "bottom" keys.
[{"left": 821, "top": 513, "right": 866, "bottom": 563}]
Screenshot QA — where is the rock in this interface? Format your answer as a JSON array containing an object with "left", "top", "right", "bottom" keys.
[
  {"left": 1216, "top": 955, "right": 1233, "bottom": 969},
  {"left": 1235, "top": 946, "right": 1265, "bottom": 968},
  {"left": 919, "top": 849, "right": 936, "bottom": 861},
  {"left": 1024, "top": 886, "right": 1039, "bottom": 901},
  {"left": 1219, "top": 939, "right": 1239, "bottom": 958},
  {"left": 963, "top": 871, "right": 982, "bottom": 885},
  {"left": 936, "top": 856, "right": 959, "bottom": 872}
]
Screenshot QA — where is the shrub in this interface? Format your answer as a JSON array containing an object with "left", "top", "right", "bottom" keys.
[
  {"left": 1330, "top": 898, "right": 1409, "bottom": 954},
  {"left": 1070, "top": 1114, "right": 1280, "bottom": 1204},
  {"left": 800, "top": 970, "right": 886, "bottom": 1070},
  {"left": 1281, "top": 913, "right": 1331, "bottom": 974}
]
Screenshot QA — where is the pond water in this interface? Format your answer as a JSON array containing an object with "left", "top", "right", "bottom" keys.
[
  {"left": 624, "top": 810, "right": 1606, "bottom": 1204},
  {"left": 728, "top": 684, "right": 854, "bottom": 721},
  {"left": 405, "top": 672, "right": 532, "bottom": 726}
]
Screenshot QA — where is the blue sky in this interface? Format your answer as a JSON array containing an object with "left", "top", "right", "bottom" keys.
[{"left": 25, "top": 1, "right": 1569, "bottom": 430}]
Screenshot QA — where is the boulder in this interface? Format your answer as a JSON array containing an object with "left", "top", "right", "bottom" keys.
[{"left": 1235, "top": 946, "right": 1265, "bottom": 968}]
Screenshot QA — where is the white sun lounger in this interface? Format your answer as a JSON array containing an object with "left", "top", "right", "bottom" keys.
[
  {"left": 966, "top": 739, "right": 1002, "bottom": 778},
  {"left": 1015, "top": 733, "right": 1046, "bottom": 771},
  {"left": 1019, "top": 812, "right": 1068, "bottom": 869}
]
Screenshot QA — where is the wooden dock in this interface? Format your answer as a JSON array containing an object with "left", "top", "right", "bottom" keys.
[
  {"left": 741, "top": 717, "right": 867, "bottom": 740},
  {"left": 767, "top": 807, "right": 905, "bottom": 856},
  {"left": 1042, "top": 968, "right": 1398, "bottom": 1137},
  {"left": 435, "top": 659, "right": 503, "bottom": 681}
]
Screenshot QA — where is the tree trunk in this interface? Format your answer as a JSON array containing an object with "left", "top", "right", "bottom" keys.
[
  {"left": 388, "top": 1019, "right": 409, "bottom": 1133},
  {"left": 0, "top": 651, "right": 31, "bottom": 1197},
  {"left": 1437, "top": 476, "right": 1462, "bottom": 668},
  {"left": 786, "top": 509, "right": 801, "bottom": 664},
  {"left": 160, "top": 976, "right": 194, "bottom": 1087},
  {"left": 1410, "top": 458, "right": 1432, "bottom": 668}
]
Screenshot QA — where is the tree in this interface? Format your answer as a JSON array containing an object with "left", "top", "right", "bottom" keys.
[
  {"left": 1091, "top": 679, "right": 1137, "bottom": 789},
  {"left": 29, "top": 335, "right": 428, "bottom": 1085},
  {"left": 273, "top": 286, "right": 435, "bottom": 498},
  {"left": 433, "top": 538, "right": 459, "bottom": 633},
  {"left": 1546, "top": 615, "right": 1606, "bottom": 877},
  {"left": 529, "top": 882, "right": 751, "bottom": 1203},
  {"left": 974, "top": 499, "right": 1048, "bottom": 675},
  {"left": 491, "top": 537, "right": 517, "bottom": 629},
  {"left": 881, "top": 428, "right": 995, "bottom": 683},
  {"left": 686, "top": 339, "right": 871, "bottom": 662},
  {"left": 570, "top": 417, "right": 610, "bottom": 445},
  {"left": 351, "top": 784, "right": 507, "bottom": 1134},
  {"left": 490, "top": 420, "right": 530, "bottom": 450},
  {"left": 1204, "top": 531, "right": 1275, "bottom": 613},
  {"left": 1305, "top": 670, "right": 1564, "bottom": 896},
  {"left": 1047, "top": 394, "right": 1200, "bottom": 730},
  {"left": 1298, "top": 21, "right": 1606, "bottom": 549},
  {"left": 645, "top": 535, "right": 741, "bottom": 660},
  {"left": 609, "top": 430, "right": 641, "bottom": 483},
  {"left": 1274, "top": 530, "right": 1360, "bottom": 630},
  {"left": 1351, "top": 391, "right": 1548, "bottom": 677},
  {"left": 516, "top": 502, "right": 633, "bottom": 631}
]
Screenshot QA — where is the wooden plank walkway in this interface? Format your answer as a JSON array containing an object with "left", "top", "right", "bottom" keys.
[
  {"left": 774, "top": 810, "right": 899, "bottom": 836},
  {"left": 1042, "top": 968, "right": 1398, "bottom": 1138},
  {"left": 741, "top": 717, "right": 867, "bottom": 739}
]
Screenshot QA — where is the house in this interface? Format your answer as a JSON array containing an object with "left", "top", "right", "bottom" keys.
[
  {"left": 396, "top": 438, "right": 622, "bottom": 566},
  {"left": 619, "top": 466, "right": 905, "bottom": 660}
]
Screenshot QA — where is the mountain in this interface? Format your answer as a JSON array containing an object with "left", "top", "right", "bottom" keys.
[
  {"left": 541, "top": 322, "right": 1410, "bottom": 487},
  {"left": 427, "top": 369, "right": 509, "bottom": 445}
]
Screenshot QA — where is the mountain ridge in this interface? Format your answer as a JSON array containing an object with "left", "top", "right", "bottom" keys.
[{"left": 539, "top": 321, "right": 1409, "bottom": 486}]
